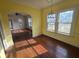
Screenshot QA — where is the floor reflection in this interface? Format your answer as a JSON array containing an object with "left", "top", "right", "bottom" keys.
[
  {"left": 15, "top": 40, "right": 29, "bottom": 48},
  {"left": 15, "top": 38, "right": 48, "bottom": 58},
  {"left": 13, "top": 36, "right": 79, "bottom": 58},
  {"left": 33, "top": 44, "right": 48, "bottom": 55},
  {"left": 56, "top": 45, "right": 68, "bottom": 58},
  {"left": 28, "top": 39, "right": 37, "bottom": 44},
  {"left": 16, "top": 47, "right": 37, "bottom": 58}
]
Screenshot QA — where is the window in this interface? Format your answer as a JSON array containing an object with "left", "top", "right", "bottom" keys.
[
  {"left": 47, "top": 13, "right": 56, "bottom": 32},
  {"left": 46, "top": 9, "right": 75, "bottom": 36},
  {"left": 9, "top": 19, "right": 13, "bottom": 29},
  {"left": 58, "top": 10, "right": 74, "bottom": 35},
  {"left": 28, "top": 17, "right": 32, "bottom": 28}
]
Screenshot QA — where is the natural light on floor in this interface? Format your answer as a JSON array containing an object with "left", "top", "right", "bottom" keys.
[{"left": 15, "top": 39, "right": 48, "bottom": 58}]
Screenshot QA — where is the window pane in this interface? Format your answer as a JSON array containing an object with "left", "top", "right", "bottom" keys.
[
  {"left": 58, "top": 24, "right": 72, "bottom": 35},
  {"left": 58, "top": 10, "right": 74, "bottom": 35},
  {"left": 28, "top": 18, "right": 32, "bottom": 28},
  {"left": 9, "top": 20, "right": 12, "bottom": 29},
  {"left": 47, "top": 14, "right": 56, "bottom": 32}
]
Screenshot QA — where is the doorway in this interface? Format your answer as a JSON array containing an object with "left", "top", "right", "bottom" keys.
[{"left": 8, "top": 13, "right": 32, "bottom": 42}]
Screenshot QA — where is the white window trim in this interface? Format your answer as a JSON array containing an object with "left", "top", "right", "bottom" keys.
[
  {"left": 70, "top": 8, "right": 78, "bottom": 36},
  {"left": 46, "top": 7, "right": 78, "bottom": 36},
  {"left": 57, "top": 8, "right": 77, "bottom": 36},
  {"left": 46, "top": 13, "right": 56, "bottom": 32}
]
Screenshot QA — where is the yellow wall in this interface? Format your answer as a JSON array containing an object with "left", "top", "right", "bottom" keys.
[
  {"left": 42, "top": 0, "right": 79, "bottom": 47},
  {"left": 0, "top": 0, "right": 42, "bottom": 37},
  {"left": 0, "top": 0, "right": 41, "bottom": 57},
  {"left": 0, "top": 0, "right": 79, "bottom": 57}
]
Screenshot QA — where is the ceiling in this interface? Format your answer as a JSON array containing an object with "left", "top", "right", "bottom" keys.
[{"left": 10, "top": 0, "right": 64, "bottom": 9}]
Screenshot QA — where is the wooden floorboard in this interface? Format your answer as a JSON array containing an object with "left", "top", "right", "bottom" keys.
[{"left": 13, "top": 34, "right": 79, "bottom": 58}]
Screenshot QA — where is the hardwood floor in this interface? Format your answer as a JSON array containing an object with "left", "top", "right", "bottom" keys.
[{"left": 13, "top": 35, "right": 79, "bottom": 58}]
